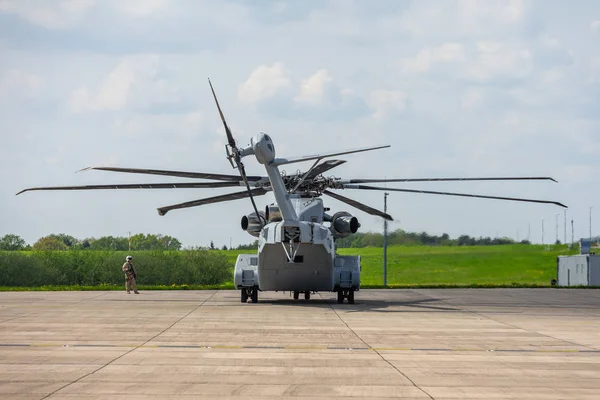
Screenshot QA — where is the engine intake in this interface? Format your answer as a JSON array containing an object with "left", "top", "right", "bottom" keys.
[
  {"left": 330, "top": 211, "right": 360, "bottom": 238},
  {"left": 265, "top": 204, "right": 282, "bottom": 223},
  {"left": 241, "top": 211, "right": 266, "bottom": 237}
]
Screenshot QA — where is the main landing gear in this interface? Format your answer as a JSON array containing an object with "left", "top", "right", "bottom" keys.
[
  {"left": 241, "top": 287, "right": 258, "bottom": 303},
  {"left": 292, "top": 291, "right": 311, "bottom": 300},
  {"left": 337, "top": 289, "right": 355, "bottom": 304}
]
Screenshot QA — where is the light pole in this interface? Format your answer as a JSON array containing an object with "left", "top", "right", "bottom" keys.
[
  {"left": 555, "top": 213, "right": 559, "bottom": 244},
  {"left": 383, "top": 192, "right": 389, "bottom": 287},
  {"left": 590, "top": 207, "right": 593, "bottom": 244},
  {"left": 564, "top": 209, "right": 567, "bottom": 244},
  {"left": 541, "top": 218, "right": 544, "bottom": 245}
]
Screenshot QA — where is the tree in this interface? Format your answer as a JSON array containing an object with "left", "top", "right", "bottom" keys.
[
  {"left": 129, "top": 233, "right": 182, "bottom": 250},
  {"left": 221, "top": 245, "right": 228, "bottom": 250},
  {"left": 236, "top": 240, "right": 258, "bottom": 250},
  {"left": 89, "top": 236, "right": 129, "bottom": 250},
  {"left": 0, "top": 234, "right": 26, "bottom": 250},
  {"left": 48, "top": 233, "right": 78, "bottom": 247},
  {"left": 209, "top": 240, "right": 216, "bottom": 250},
  {"left": 33, "top": 236, "right": 68, "bottom": 250}
]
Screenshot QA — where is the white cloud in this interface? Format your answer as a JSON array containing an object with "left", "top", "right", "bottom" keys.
[
  {"left": 113, "top": 109, "right": 204, "bottom": 139},
  {"left": 294, "top": 69, "right": 334, "bottom": 105},
  {"left": 461, "top": 88, "right": 483, "bottom": 111},
  {"left": 458, "top": 0, "right": 526, "bottom": 23},
  {"left": 111, "top": 0, "right": 169, "bottom": 18},
  {"left": 591, "top": 20, "right": 600, "bottom": 32},
  {"left": 366, "top": 90, "right": 406, "bottom": 120},
  {"left": 0, "top": 69, "right": 44, "bottom": 99},
  {"left": 0, "top": 0, "right": 96, "bottom": 29},
  {"left": 398, "top": 43, "right": 465, "bottom": 74},
  {"left": 68, "top": 54, "right": 179, "bottom": 113},
  {"left": 466, "top": 41, "right": 532, "bottom": 81},
  {"left": 397, "top": 41, "right": 532, "bottom": 82},
  {"left": 237, "top": 62, "right": 291, "bottom": 105},
  {"left": 509, "top": 87, "right": 548, "bottom": 107},
  {"left": 397, "top": 0, "right": 528, "bottom": 38},
  {"left": 591, "top": 55, "right": 600, "bottom": 83},
  {"left": 541, "top": 68, "right": 563, "bottom": 83}
]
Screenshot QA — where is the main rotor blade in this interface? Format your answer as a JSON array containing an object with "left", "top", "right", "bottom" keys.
[
  {"left": 340, "top": 176, "right": 558, "bottom": 184},
  {"left": 343, "top": 184, "right": 568, "bottom": 208},
  {"left": 208, "top": 79, "right": 265, "bottom": 227},
  {"left": 272, "top": 145, "right": 390, "bottom": 167},
  {"left": 208, "top": 78, "right": 236, "bottom": 149},
  {"left": 16, "top": 181, "right": 242, "bottom": 196},
  {"left": 78, "top": 166, "right": 263, "bottom": 182},
  {"left": 323, "top": 189, "right": 393, "bottom": 221},
  {"left": 157, "top": 187, "right": 268, "bottom": 216},
  {"left": 304, "top": 160, "right": 347, "bottom": 180}
]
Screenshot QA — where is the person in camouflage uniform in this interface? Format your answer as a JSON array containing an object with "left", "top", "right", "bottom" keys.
[{"left": 122, "top": 255, "right": 139, "bottom": 294}]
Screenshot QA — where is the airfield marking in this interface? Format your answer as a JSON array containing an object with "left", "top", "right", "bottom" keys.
[
  {"left": 3, "top": 342, "right": 600, "bottom": 353},
  {"left": 37, "top": 290, "right": 219, "bottom": 400},
  {"left": 319, "top": 294, "right": 436, "bottom": 400}
]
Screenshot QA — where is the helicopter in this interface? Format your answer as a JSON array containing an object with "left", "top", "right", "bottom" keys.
[{"left": 17, "top": 79, "right": 567, "bottom": 304}]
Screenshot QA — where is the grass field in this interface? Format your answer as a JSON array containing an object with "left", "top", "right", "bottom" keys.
[
  {"left": 0, "top": 244, "right": 581, "bottom": 290},
  {"left": 339, "top": 244, "right": 578, "bottom": 286}
]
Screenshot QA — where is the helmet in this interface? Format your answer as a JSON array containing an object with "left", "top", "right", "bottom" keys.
[{"left": 126, "top": 255, "right": 132, "bottom": 261}]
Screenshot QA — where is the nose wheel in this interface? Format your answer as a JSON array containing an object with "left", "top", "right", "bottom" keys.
[
  {"left": 337, "top": 289, "right": 355, "bottom": 304},
  {"left": 241, "top": 287, "right": 258, "bottom": 303},
  {"left": 293, "top": 291, "right": 311, "bottom": 300}
]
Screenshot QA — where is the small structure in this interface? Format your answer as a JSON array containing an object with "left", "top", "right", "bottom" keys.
[
  {"left": 557, "top": 255, "right": 600, "bottom": 287},
  {"left": 580, "top": 239, "right": 591, "bottom": 255}
]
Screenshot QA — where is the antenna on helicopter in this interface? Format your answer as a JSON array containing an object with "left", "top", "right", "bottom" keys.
[{"left": 208, "top": 78, "right": 266, "bottom": 227}]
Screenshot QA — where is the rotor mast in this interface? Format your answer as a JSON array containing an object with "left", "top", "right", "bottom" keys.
[{"left": 264, "top": 163, "right": 298, "bottom": 221}]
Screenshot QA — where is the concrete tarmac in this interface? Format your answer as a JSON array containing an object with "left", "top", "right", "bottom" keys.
[{"left": 1, "top": 289, "right": 599, "bottom": 399}]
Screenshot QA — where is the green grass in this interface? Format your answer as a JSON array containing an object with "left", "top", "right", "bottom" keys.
[
  {"left": 338, "top": 244, "right": 578, "bottom": 286},
  {"left": 0, "top": 244, "right": 582, "bottom": 290}
]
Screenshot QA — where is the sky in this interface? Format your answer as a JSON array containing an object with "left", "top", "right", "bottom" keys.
[{"left": 1, "top": 0, "right": 599, "bottom": 249}]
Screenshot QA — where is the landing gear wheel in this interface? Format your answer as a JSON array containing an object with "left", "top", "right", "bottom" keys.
[
  {"left": 293, "top": 291, "right": 299, "bottom": 300},
  {"left": 337, "top": 291, "right": 344, "bottom": 304},
  {"left": 241, "top": 289, "right": 248, "bottom": 303},
  {"left": 304, "top": 291, "right": 310, "bottom": 300},
  {"left": 251, "top": 288, "right": 258, "bottom": 303},
  {"left": 348, "top": 289, "right": 355, "bottom": 304}
]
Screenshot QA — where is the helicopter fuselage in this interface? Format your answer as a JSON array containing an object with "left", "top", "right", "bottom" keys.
[{"left": 234, "top": 138, "right": 362, "bottom": 303}]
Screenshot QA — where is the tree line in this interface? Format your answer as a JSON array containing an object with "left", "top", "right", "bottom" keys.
[
  {"left": 1, "top": 228, "right": 534, "bottom": 252},
  {"left": 0, "top": 233, "right": 186, "bottom": 251},
  {"left": 335, "top": 229, "right": 533, "bottom": 248}
]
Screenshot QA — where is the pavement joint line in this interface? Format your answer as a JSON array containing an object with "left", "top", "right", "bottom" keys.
[
  {"left": 0, "top": 292, "right": 109, "bottom": 325},
  {"left": 2, "top": 342, "right": 600, "bottom": 353},
  {"left": 417, "top": 289, "right": 599, "bottom": 352},
  {"left": 318, "top": 292, "right": 435, "bottom": 400},
  {"left": 39, "top": 290, "right": 219, "bottom": 399}
]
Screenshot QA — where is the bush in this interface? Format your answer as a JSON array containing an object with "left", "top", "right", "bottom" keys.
[{"left": 0, "top": 250, "right": 231, "bottom": 287}]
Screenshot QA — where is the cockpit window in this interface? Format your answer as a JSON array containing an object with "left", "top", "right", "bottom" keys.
[
  {"left": 265, "top": 134, "right": 271, "bottom": 142},
  {"left": 267, "top": 143, "right": 273, "bottom": 152}
]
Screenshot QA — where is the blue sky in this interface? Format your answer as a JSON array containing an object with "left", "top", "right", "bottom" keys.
[{"left": 1, "top": 0, "right": 599, "bottom": 248}]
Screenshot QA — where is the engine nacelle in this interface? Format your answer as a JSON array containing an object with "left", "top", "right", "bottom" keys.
[
  {"left": 330, "top": 211, "right": 360, "bottom": 239},
  {"left": 241, "top": 211, "right": 266, "bottom": 237},
  {"left": 265, "top": 203, "right": 282, "bottom": 223}
]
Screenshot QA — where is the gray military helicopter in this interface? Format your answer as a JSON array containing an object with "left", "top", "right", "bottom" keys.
[{"left": 17, "top": 80, "right": 567, "bottom": 304}]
